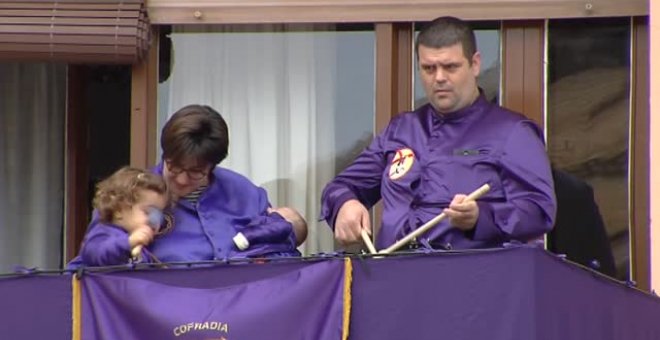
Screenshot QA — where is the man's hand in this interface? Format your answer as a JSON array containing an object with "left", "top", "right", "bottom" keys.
[
  {"left": 128, "top": 225, "right": 155, "bottom": 248},
  {"left": 334, "top": 199, "right": 371, "bottom": 245},
  {"left": 443, "top": 194, "right": 479, "bottom": 231}
]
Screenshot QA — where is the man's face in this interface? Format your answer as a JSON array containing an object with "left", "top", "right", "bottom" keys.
[{"left": 418, "top": 43, "right": 481, "bottom": 114}]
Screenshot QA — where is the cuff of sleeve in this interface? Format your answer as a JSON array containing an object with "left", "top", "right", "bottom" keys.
[
  {"left": 320, "top": 190, "right": 359, "bottom": 231},
  {"left": 233, "top": 232, "right": 250, "bottom": 250},
  {"left": 468, "top": 201, "right": 504, "bottom": 242},
  {"left": 269, "top": 213, "right": 298, "bottom": 248},
  {"left": 119, "top": 234, "right": 132, "bottom": 253}
]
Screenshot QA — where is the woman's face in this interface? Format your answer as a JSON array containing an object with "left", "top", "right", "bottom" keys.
[{"left": 163, "top": 158, "right": 212, "bottom": 198}]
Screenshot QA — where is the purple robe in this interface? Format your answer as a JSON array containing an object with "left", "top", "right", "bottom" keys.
[
  {"left": 78, "top": 223, "right": 151, "bottom": 266},
  {"left": 68, "top": 165, "right": 298, "bottom": 269},
  {"left": 148, "top": 164, "right": 298, "bottom": 262}
]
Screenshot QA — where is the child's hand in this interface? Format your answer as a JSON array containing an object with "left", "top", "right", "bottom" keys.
[{"left": 128, "top": 225, "right": 155, "bottom": 248}]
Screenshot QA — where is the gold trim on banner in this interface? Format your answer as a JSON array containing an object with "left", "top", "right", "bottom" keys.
[
  {"left": 72, "top": 276, "right": 81, "bottom": 340},
  {"left": 342, "top": 258, "right": 353, "bottom": 340}
]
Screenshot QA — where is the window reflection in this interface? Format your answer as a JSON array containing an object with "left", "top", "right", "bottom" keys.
[
  {"left": 546, "top": 18, "right": 631, "bottom": 280},
  {"left": 157, "top": 24, "right": 376, "bottom": 255}
]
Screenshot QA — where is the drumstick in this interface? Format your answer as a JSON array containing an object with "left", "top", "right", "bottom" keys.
[
  {"left": 131, "top": 245, "right": 144, "bottom": 258},
  {"left": 361, "top": 229, "right": 378, "bottom": 254},
  {"left": 131, "top": 208, "right": 164, "bottom": 260},
  {"left": 379, "top": 184, "right": 490, "bottom": 254}
]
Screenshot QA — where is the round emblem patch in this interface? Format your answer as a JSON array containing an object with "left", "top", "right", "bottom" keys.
[{"left": 388, "top": 148, "right": 415, "bottom": 180}]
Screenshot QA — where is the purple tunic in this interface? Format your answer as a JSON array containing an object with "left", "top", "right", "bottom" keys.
[
  {"left": 78, "top": 223, "right": 151, "bottom": 266},
  {"left": 321, "top": 96, "right": 556, "bottom": 250},
  {"left": 148, "top": 164, "right": 298, "bottom": 262},
  {"left": 68, "top": 165, "right": 298, "bottom": 269}
]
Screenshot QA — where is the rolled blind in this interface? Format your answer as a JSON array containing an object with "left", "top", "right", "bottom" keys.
[{"left": 0, "top": 0, "right": 150, "bottom": 64}]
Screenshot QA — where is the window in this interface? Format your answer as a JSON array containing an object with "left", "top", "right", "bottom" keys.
[
  {"left": 546, "top": 17, "right": 631, "bottom": 279},
  {"left": 0, "top": 63, "right": 65, "bottom": 271},
  {"left": 157, "top": 24, "right": 376, "bottom": 255}
]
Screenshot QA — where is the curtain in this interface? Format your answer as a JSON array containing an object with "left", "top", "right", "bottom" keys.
[
  {"left": 163, "top": 26, "right": 338, "bottom": 255},
  {"left": 0, "top": 63, "right": 66, "bottom": 272}
]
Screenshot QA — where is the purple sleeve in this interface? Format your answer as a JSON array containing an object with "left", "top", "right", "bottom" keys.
[
  {"left": 320, "top": 125, "right": 391, "bottom": 230},
  {"left": 228, "top": 188, "right": 298, "bottom": 258},
  {"left": 472, "top": 121, "right": 557, "bottom": 242},
  {"left": 235, "top": 213, "right": 296, "bottom": 248},
  {"left": 80, "top": 224, "right": 132, "bottom": 266}
]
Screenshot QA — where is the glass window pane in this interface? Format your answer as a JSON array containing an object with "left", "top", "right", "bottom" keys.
[
  {"left": 414, "top": 22, "right": 501, "bottom": 108},
  {"left": 0, "top": 63, "right": 66, "bottom": 271},
  {"left": 157, "top": 24, "right": 376, "bottom": 255},
  {"left": 546, "top": 18, "right": 631, "bottom": 280}
]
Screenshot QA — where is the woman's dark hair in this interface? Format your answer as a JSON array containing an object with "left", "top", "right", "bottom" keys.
[{"left": 161, "top": 104, "right": 229, "bottom": 167}]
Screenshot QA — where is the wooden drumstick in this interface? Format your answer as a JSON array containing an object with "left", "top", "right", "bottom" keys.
[
  {"left": 131, "top": 245, "right": 144, "bottom": 259},
  {"left": 361, "top": 229, "right": 378, "bottom": 254},
  {"left": 131, "top": 208, "right": 164, "bottom": 260},
  {"left": 380, "top": 184, "right": 490, "bottom": 254}
]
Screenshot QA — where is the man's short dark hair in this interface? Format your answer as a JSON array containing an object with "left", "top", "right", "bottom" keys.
[
  {"left": 415, "top": 16, "right": 477, "bottom": 63},
  {"left": 160, "top": 104, "right": 229, "bottom": 167}
]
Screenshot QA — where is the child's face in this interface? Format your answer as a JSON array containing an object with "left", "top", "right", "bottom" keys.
[{"left": 118, "top": 189, "right": 168, "bottom": 232}]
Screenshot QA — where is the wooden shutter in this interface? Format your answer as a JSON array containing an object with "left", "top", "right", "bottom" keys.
[{"left": 0, "top": 0, "right": 149, "bottom": 64}]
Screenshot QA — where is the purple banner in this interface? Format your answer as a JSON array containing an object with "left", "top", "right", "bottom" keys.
[
  {"left": 350, "top": 248, "right": 536, "bottom": 340},
  {"left": 80, "top": 259, "right": 348, "bottom": 340},
  {"left": 4, "top": 247, "right": 660, "bottom": 340},
  {"left": 350, "top": 247, "right": 660, "bottom": 340},
  {"left": 0, "top": 274, "right": 71, "bottom": 339}
]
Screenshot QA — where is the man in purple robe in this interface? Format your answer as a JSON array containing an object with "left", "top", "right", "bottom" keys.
[{"left": 321, "top": 16, "right": 556, "bottom": 251}]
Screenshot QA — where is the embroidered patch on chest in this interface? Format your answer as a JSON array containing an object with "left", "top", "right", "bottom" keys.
[{"left": 388, "top": 148, "right": 415, "bottom": 180}]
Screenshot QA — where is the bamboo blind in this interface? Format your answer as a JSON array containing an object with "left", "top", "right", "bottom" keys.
[{"left": 0, "top": 0, "right": 150, "bottom": 63}]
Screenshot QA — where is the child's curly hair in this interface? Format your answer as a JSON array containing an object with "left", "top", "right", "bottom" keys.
[{"left": 94, "top": 166, "right": 169, "bottom": 223}]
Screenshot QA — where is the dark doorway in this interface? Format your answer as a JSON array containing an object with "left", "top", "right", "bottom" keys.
[{"left": 66, "top": 65, "right": 131, "bottom": 261}]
